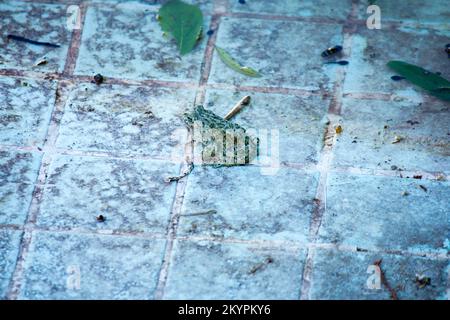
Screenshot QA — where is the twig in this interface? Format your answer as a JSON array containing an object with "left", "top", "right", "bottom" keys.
[
  {"left": 164, "top": 162, "right": 194, "bottom": 183},
  {"left": 249, "top": 257, "right": 274, "bottom": 274},
  {"left": 374, "top": 259, "right": 399, "bottom": 300},
  {"left": 224, "top": 95, "right": 251, "bottom": 120},
  {"left": 180, "top": 209, "right": 217, "bottom": 217},
  {"left": 7, "top": 34, "right": 60, "bottom": 48}
]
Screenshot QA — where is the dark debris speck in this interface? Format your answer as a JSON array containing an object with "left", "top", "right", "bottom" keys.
[
  {"left": 93, "top": 73, "right": 104, "bottom": 85},
  {"left": 391, "top": 75, "right": 405, "bottom": 81}
]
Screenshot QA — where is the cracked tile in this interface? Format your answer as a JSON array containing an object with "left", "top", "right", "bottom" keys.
[
  {"left": 310, "top": 248, "right": 449, "bottom": 300},
  {"left": 20, "top": 231, "right": 166, "bottom": 299},
  {"left": 0, "top": 1, "right": 70, "bottom": 72},
  {"left": 0, "top": 183, "right": 35, "bottom": 225},
  {"left": 0, "top": 150, "right": 42, "bottom": 184},
  {"left": 209, "top": 17, "right": 343, "bottom": 90},
  {"left": 318, "top": 173, "right": 449, "bottom": 253},
  {"left": 74, "top": 2, "right": 210, "bottom": 81},
  {"left": 177, "top": 166, "right": 318, "bottom": 242},
  {"left": 333, "top": 97, "right": 450, "bottom": 172},
  {"left": 37, "top": 155, "right": 179, "bottom": 234},
  {"left": 164, "top": 240, "right": 306, "bottom": 299},
  {"left": 56, "top": 83, "right": 195, "bottom": 159},
  {"left": 0, "top": 229, "right": 22, "bottom": 298},
  {"left": 357, "top": 0, "right": 450, "bottom": 24},
  {"left": 344, "top": 25, "right": 450, "bottom": 95},
  {"left": 0, "top": 77, "right": 57, "bottom": 148},
  {"left": 230, "top": 0, "right": 353, "bottom": 20},
  {"left": 1, "top": 152, "right": 38, "bottom": 225},
  {"left": 91, "top": 0, "right": 212, "bottom": 13}
]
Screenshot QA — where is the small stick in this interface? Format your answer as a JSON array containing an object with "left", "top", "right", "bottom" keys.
[
  {"left": 7, "top": 34, "right": 60, "bottom": 48},
  {"left": 249, "top": 257, "right": 274, "bottom": 274},
  {"left": 164, "top": 162, "right": 194, "bottom": 183},
  {"left": 180, "top": 209, "right": 217, "bottom": 217},
  {"left": 224, "top": 95, "right": 251, "bottom": 120}
]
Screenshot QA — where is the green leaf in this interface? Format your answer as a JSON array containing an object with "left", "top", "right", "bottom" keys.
[
  {"left": 158, "top": 0, "right": 203, "bottom": 55},
  {"left": 387, "top": 60, "right": 450, "bottom": 101},
  {"left": 215, "top": 46, "right": 261, "bottom": 78}
]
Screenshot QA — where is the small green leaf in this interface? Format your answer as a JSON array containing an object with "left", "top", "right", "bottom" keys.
[
  {"left": 158, "top": 0, "right": 203, "bottom": 55},
  {"left": 215, "top": 46, "right": 261, "bottom": 78},
  {"left": 387, "top": 60, "right": 450, "bottom": 101}
]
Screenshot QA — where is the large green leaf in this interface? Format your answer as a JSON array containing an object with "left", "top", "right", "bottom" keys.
[
  {"left": 158, "top": 0, "right": 203, "bottom": 55},
  {"left": 215, "top": 46, "right": 261, "bottom": 77},
  {"left": 387, "top": 60, "right": 450, "bottom": 101}
]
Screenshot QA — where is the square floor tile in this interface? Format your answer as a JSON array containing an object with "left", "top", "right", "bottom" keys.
[
  {"left": 209, "top": 17, "right": 343, "bottom": 90},
  {"left": 74, "top": 2, "right": 210, "bottom": 81},
  {"left": 0, "top": 1, "right": 70, "bottom": 72},
  {"left": 309, "top": 248, "right": 449, "bottom": 300},
  {"left": 56, "top": 83, "right": 196, "bottom": 159},
  {"left": 37, "top": 155, "right": 179, "bottom": 234},
  {"left": 0, "top": 150, "right": 42, "bottom": 184},
  {"left": 344, "top": 25, "right": 450, "bottom": 95},
  {"left": 19, "top": 231, "right": 166, "bottom": 299},
  {"left": 0, "top": 182, "right": 35, "bottom": 226},
  {"left": 1, "top": 150, "right": 39, "bottom": 225},
  {"left": 333, "top": 97, "right": 450, "bottom": 172},
  {"left": 356, "top": 0, "right": 450, "bottom": 24},
  {"left": 177, "top": 166, "right": 318, "bottom": 242},
  {"left": 0, "top": 229, "right": 22, "bottom": 299},
  {"left": 318, "top": 173, "right": 449, "bottom": 253},
  {"left": 91, "top": 0, "right": 212, "bottom": 13},
  {"left": 164, "top": 240, "right": 306, "bottom": 299},
  {"left": 0, "top": 77, "right": 57, "bottom": 147},
  {"left": 230, "top": 0, "right": 353, "bottom": 20}
]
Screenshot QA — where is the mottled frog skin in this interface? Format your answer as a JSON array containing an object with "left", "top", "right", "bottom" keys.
[{"left": 185, "top": 105, "right": 258, "bottom": 167}]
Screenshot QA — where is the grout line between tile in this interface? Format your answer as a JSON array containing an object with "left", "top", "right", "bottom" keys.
[
  {"left": 0, "top": 223, "right": 447, "bottom": 261},
  {"left": 4, "top": 2, "right": 88, "bottom": 299},
  {"left": 5, "top": 81, "right": 73, "bottom": 299},
  {"left": 0, "top": 141, "right": 447, "bottom": 183},
  {"left": 299, "top": 0, "right": 359, "bottom": 300},
  {"left": 63, "top": 1, "right": 88, "bottom": 76},
  {"left": 153, "top": 0, "right": 224, "bottom": 300},
  {"left": 2, "top": 0, "right": 449, "bottom": 300}
]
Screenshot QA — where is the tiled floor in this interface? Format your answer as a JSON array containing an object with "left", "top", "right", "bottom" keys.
[{"left": 0, "top": 0, "right": 449, "bottom": 300}]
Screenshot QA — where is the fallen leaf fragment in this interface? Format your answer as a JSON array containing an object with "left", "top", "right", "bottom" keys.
[
  {"left": 158, "top": 0, "right": 203, "bottom": 55},
  {"left": 215, "top": 45, "right": 261, "bottom": 77},
  {"left": 387, "top": 60, "right": 450, "bottom": 101}
]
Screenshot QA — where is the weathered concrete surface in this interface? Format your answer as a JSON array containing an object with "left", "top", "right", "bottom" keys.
[
  {"left": 164, "top": 240, "right": 306, "bottom": 299},
  {"left": 0, "top": 1, "right": 70, "bottom": 72},
  {"left": 0, "top": 0, "right": 448, "bottom": 300},
  {"left": 19, "top": 231, "right": 166, "bottom": 299},
  {"left": 56, "top": 83, "right": 195, "bottom": 159}
]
